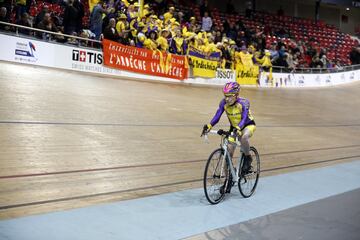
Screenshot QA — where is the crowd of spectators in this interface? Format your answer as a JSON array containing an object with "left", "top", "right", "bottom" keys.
[{"left": 0, "top": 0, "right": 359, "bottom": 71}]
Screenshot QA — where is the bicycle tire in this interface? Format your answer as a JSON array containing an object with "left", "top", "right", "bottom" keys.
[
  {"left": 238, "top": 146, "right": 260, "bottom": 198},
  {"left": 203, "top": 148, "right": 229, "bottom": 204}
]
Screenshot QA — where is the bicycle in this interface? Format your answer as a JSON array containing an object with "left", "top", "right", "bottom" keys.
[{"left": 201, "top": 129, "right": 260, "bottom": 204}]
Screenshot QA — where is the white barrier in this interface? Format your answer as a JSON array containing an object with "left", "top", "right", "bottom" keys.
[
  {"left": 259, "top": 70, "right": 360, "bottom": 87},
  {"left": 0, "top": 33, "right": 359, "bottom": 87}
]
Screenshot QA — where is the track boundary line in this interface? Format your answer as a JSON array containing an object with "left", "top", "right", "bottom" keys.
[
  {"left": 1, "top": 146, "right": 359, "bottom": 179},
  {"left": 0, "top": 156, "right": 359, "bottom": 210}
]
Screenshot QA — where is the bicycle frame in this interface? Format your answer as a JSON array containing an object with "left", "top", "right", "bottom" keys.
[
  {"left": 207, "top": 130, "right": 243, "bottom": 183},
  {"left": 222, "top": 137, "right": 243, "bottom": 183}
]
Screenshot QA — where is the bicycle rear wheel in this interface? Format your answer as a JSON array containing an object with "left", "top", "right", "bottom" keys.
[
  {"left": 203, "top": 148, "right": 229, "bottom": 204},
  {"left": 238, "top": 146, "right": 260, "bottom": 198}
]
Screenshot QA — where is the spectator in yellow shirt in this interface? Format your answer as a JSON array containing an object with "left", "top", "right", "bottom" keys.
[
  {"left": 116, "top": 13, "right": 128, "bottom": 37},
  {"left": 144, "top": 30, "right": 158, "bottom": 50},
  {"left": 163, "top": 6, "right": 175, "bottom": 24},
  {"left": 156, "top": 29, "right": 170, "bottom": 52}
]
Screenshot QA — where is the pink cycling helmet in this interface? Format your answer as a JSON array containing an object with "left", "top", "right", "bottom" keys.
[{"left": 223, "top": 82, "right": 240, "bottom": 95}]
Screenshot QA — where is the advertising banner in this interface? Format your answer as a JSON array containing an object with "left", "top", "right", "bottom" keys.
[
  {"left": 189, "top": 56, "right": 218, "bottom": 78},
  {"left": 236, "top": 65, "right": 259, "bottom": 85},
  {"left": 188, "top": 46, "right": 220, "bottom": 78},
  {"left": 259, "top": 70, "right": 360, "bottom": 87},
  {"left": 102, "top": 39, "right": 188, "bottom": 80}
]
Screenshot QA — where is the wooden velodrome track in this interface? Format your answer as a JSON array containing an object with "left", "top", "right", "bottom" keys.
[{"left": 0, "top": 61, "right": 359, "bottom": 220}]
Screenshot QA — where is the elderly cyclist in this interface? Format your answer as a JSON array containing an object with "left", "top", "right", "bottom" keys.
[{"left": 202, "top": 82, "right": 256, "bottom": 175}]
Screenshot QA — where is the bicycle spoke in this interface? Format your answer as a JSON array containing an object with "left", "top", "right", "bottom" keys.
[
  {"left": 204, "top": 149, "right": 229, "bottom": 204},
  {"left": 238, "top": 147, "right": 260, "bottom": 198}
]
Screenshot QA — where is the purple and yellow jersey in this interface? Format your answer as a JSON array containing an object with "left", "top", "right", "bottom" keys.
[{"left": 210, "top": 97, "right": 255, "bottom": 130}]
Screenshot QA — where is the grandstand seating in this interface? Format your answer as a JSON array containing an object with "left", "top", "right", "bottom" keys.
[{"left": 16, "top": 0, "right": 359, "bottom": 66}]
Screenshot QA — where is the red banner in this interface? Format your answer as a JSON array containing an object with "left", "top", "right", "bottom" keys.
[{"left": 102, "top": 39, "right": 188, "bottom": 80}]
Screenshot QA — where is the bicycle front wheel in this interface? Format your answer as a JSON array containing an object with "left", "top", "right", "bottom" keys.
[
  {"left": 203, "top": 148, "right": 229, "bottom": 204},
  {"left": 238, "top": 146, "right": 260, "bottom": 198}
]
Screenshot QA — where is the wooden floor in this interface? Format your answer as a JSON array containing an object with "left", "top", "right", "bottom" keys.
[{"left": 0, "top": 61, "right": 359, "bottom": 219}]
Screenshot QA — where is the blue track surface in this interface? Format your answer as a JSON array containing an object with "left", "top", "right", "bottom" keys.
[{"left": 1, "top": 161, "right": 360, "bottom": 240}]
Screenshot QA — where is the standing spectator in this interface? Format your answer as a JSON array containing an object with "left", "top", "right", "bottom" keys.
[
  {"left": 199, "top": 0, "right": 209, "bottom": 17},
  {"left": 116, "top": 13, "right": 127, "bottom": 37},
  {"left": 63, "top": 0, "right": 80, "bottom": 35},
  {"left": 349, "top": 47, "right": 360, "bottom": 65},
  {"left": 277, "top": 6, "right": 284, "bottom": 16},
  {"left": 90, "top": 0, "right": 110, "bottom": 40},
  {"left": 226, "top": 22, "right": 237, "bottom": 40},
  {"left": 15, "top": 0, "right": 26, "bottom": 21},
  {"left": 269, "top": 43, "right": 279, "bottom": 64},
  {"left": 201, "top": 11, "right": 212, "bottom": 32},
  {"left": 163, "top": 6, "right": 175, "bottom": 24},
  {"left": 226, "top": 0, "right": 235, "bottom": 14},
  {"left": 320, "top": 55, "right": 327, "bottom": 67},
  {"left": 73, "top": 0, "right": 84, "bottom": 32},
  {"left": 156, "top": 29, "right": 170, "bottom": 52},
  {"left": 103, "top": 18, "right": 119, "bottom": 41},
  {"left": 214, "top": 30, "right": 222, "bottom": 43}
]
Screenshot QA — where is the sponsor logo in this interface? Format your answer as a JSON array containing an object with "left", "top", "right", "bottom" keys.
[
  {"left": 15, "top": 41, "right": 37, "bottom": 62},
  {"left": 216, "top": 69, "right": 235, "bottom": 80},
  {"left": 350, "top": 72, "right": 355, "bottom": 80},
  {"left": 326, "top": 75, "right": 331, "bottom": 84},
  {"left": 72, "top": 49, "right": 103, "bottom": 64}
]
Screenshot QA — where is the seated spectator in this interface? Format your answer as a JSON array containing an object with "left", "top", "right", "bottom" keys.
[
  {"left": 334, "top": 60, "right": 343, "bottom": 70},
  {"left": 34, "top": 5, "right": 49, "bottom": 27},
  {"left": 16, "top": 12, "right": 32, "bottom": 35},
  {"left": 0, "top": 7, "right": 10, "bottom": 31},
  {"left": 36, "top": 13, "right": 60, "bottom": 40},
  {"left": 310, "top": 55, "right": 323, "bottom": 68},
  {"left": 79, "top": 29, "right": 96, "bottom": 46}
]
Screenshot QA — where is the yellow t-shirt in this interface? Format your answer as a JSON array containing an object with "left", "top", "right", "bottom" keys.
[
  {"left": 163, "top": 12, "right": 173, "bottom": 24},
  {"left": 116, "top": 21, "right": 126, "bottom": 34},
  {"left": 156, "top": 36, "right": 169, "bottom": 52}
]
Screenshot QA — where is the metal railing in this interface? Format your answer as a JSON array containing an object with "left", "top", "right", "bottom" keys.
[{"left": 0, "top": 21, "right": 101, "bottom": 48}]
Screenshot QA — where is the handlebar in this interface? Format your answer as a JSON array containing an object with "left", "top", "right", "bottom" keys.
[
  {"left": 207, "top": 129, "right": 231, "bottom": 136},
  {"left": 202, "top": 129, "right": 232, "bottom": 142}
]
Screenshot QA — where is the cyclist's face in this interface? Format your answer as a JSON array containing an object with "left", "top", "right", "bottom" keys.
[{"left": 224, "top": 93, "right": 237, "bottom": 105}]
